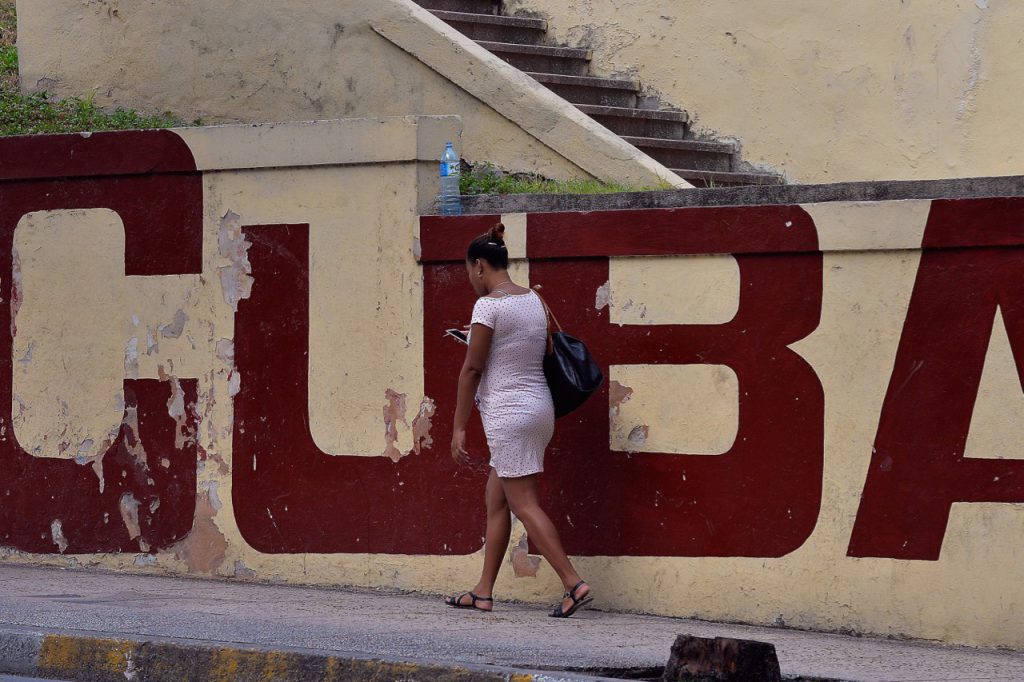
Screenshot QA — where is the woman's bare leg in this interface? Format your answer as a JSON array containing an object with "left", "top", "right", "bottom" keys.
[
  {"left": 500, "top": 474, "right": 590, "bottom": 611},
  {"left": 454, "top": 468, "right": 510, "bottom": 610}
]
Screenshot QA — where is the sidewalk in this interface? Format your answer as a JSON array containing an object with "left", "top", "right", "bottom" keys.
[{"left": 0, "top": 564, "right": 1022, "bottom": 681}]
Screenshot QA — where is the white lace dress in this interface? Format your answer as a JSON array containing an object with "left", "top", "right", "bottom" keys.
[{"left": 471, "top": 291, "right": 555, "bottom": 478}]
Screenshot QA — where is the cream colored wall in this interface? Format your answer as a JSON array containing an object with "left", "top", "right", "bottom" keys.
[
  {"left": 504, "top": 0, "right": 1024, "bottom": 183},
  {"left": 16, "top": 0, "right": 686, "bottom": 188},
  {"left": 17, "top": 0, "right": 581, "bottom": 180},
  {"left": 599, "top": 201, "right": 1023, "bottom": 648},
  {"left": 3, "top": 119, "right": 1024, "bottom": 649}
]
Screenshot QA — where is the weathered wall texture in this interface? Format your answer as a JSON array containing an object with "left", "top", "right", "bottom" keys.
[
  {"left": 15, "top": 0, "right": 684, "bottom": 189},
  {"left": 3, "top": 123, "right": 1024, "bottom": 650},
  {"left": 505, "top": 0, "right": 1024, "bottom": 184}
]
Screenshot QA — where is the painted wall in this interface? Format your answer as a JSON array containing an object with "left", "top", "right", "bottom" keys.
[
  {"left": 505, "top": 0, "right": 1024, "bottom": 184},
  {"left": 15, "top": 0, "right": 684, "bottom": 189},
  {"left": 2, "top": 123, "right": 1024, "bottom": 650}
]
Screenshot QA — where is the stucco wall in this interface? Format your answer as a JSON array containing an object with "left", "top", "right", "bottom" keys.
[
  {"left": 2, "top": 123, "right": 1024, "bottom": 650},
  {"left": 16, "top": 0, "right": 684, "bottom": 189},
  {"left": 505, "top": 0, "right": 1024, "bottom": 184}
]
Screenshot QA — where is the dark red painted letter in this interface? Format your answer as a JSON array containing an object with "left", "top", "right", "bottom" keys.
[
  {"left": 0, "top": 131, "right": 201, "bottom": 553},
  {"left": 421, "top": 206, "right": 825, "bottom": 557},
  {"left": 849, "top": 198, "right": 1024, "bottom": 560},
  {"left": 232, "top": 224, "right": 483, "bottom": 554}
]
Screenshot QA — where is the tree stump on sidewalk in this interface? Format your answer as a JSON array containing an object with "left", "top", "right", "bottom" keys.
[{"left": 662, "top": 635, "right": 782, "bottom": 682}]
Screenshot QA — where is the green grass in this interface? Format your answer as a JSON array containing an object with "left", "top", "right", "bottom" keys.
[
  {"left": 460, "top": 162, "right": 664, "bottom": 196},
  {"left": 0, "top": 0, "right": 192, "bottom": 136}
]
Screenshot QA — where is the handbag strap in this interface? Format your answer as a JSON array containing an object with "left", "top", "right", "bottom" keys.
[
  {"left": 531, "top": 286, "right": 563, "bottom": 331},
  {"left": 532, "top": 286, "right": 563, "bottom": 354}
]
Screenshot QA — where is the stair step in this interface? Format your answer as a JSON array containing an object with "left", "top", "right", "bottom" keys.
[
  {"left": 416, "top": 0, "right": 778, "bottom": 189},
  {"left": 529, "top": 72, "right": 640, "bottom": 107},
  {"left": 478, "top": 41, "right": 592, "bottom": 76},
  {"left": 529, "top": 73, "right": 640, "bottom": 91},
  {"left": 414, "top": 0, "right": 499, "bottom": 14},
  {"left": 576, "top": 105, "right": 689, "bottom": 123},
  {"left": 577, "top": 105, "right": 690, "bottom": 140},
  {"left": 430, "top": 10, "right": 548, "bottom": 43},
  {"left": 624, "top": 136, "right": 736, "bottom": 171},
  {"left": 673, "top": 169, "right": 785, "bottom": 188},
  {"left": 430, "top": 11, "right": 547, "bottom": 30},
  {"left": 622, "top": 136, "right": 735, "bottom": 154}
]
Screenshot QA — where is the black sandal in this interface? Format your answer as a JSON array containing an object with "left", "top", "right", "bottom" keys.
[
  {"left": 445, "top": 591, "right": 494, "bottom": 612},
  {"left": 550, "top": 581, "right": 593, "bottom": 618}
]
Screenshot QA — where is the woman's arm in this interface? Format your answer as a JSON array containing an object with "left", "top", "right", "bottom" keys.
[{"left": 451, "top": 322, "right": 494, "bottom": 463}]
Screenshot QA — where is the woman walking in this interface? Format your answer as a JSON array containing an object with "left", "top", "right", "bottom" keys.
[{"left": 445, "top": 224, "right": 592, "bottom": 619}]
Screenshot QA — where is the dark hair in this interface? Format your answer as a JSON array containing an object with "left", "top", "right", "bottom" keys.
[{"left": 466, "top": 223, "right": 509, "bottom": 270}]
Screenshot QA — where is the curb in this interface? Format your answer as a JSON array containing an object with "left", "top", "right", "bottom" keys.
[{"left": 0, "top": 625, "right": 613, "bottom": 682}]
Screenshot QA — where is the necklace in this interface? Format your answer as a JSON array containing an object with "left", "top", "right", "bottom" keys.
[{"left": 491, "top": 280, "right": 513, "bottom": 294}]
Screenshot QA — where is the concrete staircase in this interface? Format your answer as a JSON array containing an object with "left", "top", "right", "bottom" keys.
[{"left": 414, "top": 0, "right": 782, "bottom": 188}]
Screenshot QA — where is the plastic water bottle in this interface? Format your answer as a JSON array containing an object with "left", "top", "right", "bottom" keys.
[{"left": 440, "top": 141, "right": 462, "bottom": 216}]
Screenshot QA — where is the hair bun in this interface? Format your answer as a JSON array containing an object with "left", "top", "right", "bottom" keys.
[{"left": 488, "top": 223, "right": 506, "bottom": 245}]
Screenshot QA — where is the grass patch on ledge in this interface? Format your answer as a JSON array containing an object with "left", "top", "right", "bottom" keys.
[
  {"left": 0, "top": 0, "right": 192, "bottom": 136},
  {"left": 460, "top": 162, "right": 668, "bottom": 196}
]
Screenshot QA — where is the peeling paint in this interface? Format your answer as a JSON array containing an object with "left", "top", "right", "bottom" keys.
[
  {"left": 510, "top": 534, "right": 541, "bottom": 578},
  {"left": 166, "top": 377, "right": 186, "bottom": 422},
  {"left": 50, "top": 520, "right": 68, "bottom": 554},
  {"left": 120, "top": 404, "right": 148, "bottom": 468},
  {"left": 627, "top": 425, "right": 650, "bottom": 450},
  {"left": 609, "top": 380, "right": 634, "bottom": 417},
  {"left": 124, "top": 337, "right": 139, "bottom": 379},
  {"left": 596, "top": 280, "right": 611, "bottom": 311},
  {"left": 234, "top": 560, "right": 257, "bottom": 579},
  {"left": 134, "top": 554, "right": 157, "bottom": 567},
  {"left": 168, "top": 482, "right": 228, "bottom": 574},
  {"left": 382, "top": 389, "right": 409, "bottom": 463},
  {"left": 215, "top": 338, "right": 235, "bottom": 365},
  {"left": 145, "top": 327, "right": 159, "bottom": 356},
  {"left": 159, "top": 309, "right": 189, "bottom": 339},
  {"left": 164, "top": 376, "right": 194, "bottom": 451},
  {"left": 409, "top": 396, "right": 436, "bottom": 456},
  {"left": 17, "top": 342, "right": 34, "bottom": 366},
  {"left": 217, "top": 210, "right": 254, "bottom": 312},
  {"left": 12, "top": 394, "right": 26, "bottom": 422},
  {"left": 91, "top": 448, "right": 107, "bottom": 494},
  {"left": 119, "top": 492, "right": 141, "bottom": 541},
  {"left": 10, "top": 247, "right": 21, "bottom": 338},
  {"left": 227, "top": 371, "right": 241, "bottom": 398}
]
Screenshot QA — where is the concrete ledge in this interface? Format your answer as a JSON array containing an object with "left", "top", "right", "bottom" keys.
[
  {"left": 0, "top": 625, "right": 612, "bottom": 682},
  {"left": 458, "top": 175, "right": 1024, "bottom": 214},
  {"left": 370, "top": 0, "right": 689, "bottom": 189},
  {"left": 174, "top": 116, "right": 463, "bottom": 172}
]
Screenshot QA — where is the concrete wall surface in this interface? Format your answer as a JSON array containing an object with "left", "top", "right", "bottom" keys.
[
  {"left": 2, "top": 124, "right": 1024, "bottom": 650},
  {"left": 505, "top": 0, "right": 1024, "bottom": 184},
  {"left": 15, "top": 0, "right": 684, "bottom": 189}
]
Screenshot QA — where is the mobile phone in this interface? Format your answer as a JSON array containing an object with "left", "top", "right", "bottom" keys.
[{"left": 445, "top": 329, "right": 469, "bottom": 345}]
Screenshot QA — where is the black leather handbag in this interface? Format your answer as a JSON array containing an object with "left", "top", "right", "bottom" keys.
[{"left": 535, "top": 290, "right": 604, "bottom": 418}]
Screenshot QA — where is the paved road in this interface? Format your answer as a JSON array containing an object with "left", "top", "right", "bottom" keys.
[{"left": 0, "top": 564, "right": 1023, "bottom": 681}]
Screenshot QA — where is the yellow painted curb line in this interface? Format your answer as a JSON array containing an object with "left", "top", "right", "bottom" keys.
[{"left": 29, "top": 632, "right": 598, "bottom": 681}]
